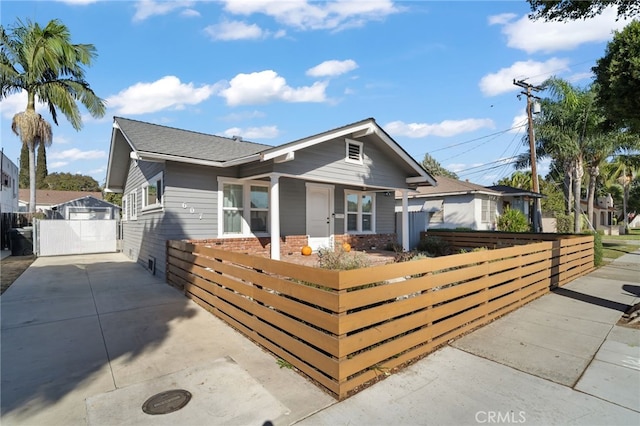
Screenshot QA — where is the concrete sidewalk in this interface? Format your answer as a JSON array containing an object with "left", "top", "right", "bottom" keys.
[{"left": 1, "top": 251, "right": 639, "bottom": 425}]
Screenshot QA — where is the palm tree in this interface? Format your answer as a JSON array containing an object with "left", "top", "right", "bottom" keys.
[
  {"left": 1, "top": 19, "right": 106, "bottom": 212},
  {"left": 604, "top": 154, "right": 640, "bottom": 229},
  {"left": 528, "top": 78, "right": 607, "bottom": 233}
]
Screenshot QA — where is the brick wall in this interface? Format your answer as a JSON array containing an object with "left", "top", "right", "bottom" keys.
[
  {"left": 335, "top": 233, "right": 398, "bottom": 251},
  {"left": 187, "top": 235, "right": 308, "bottom": 258},
  {"left": 187, "top": 233, "right": 398, "bottom": 258}
]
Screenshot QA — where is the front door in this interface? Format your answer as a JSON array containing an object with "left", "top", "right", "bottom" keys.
[{"left": 306, "top": 184, "right": 333, "bottom": 252}]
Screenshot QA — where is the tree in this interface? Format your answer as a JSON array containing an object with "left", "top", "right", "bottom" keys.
[
  {"left": 43, "top": 172, "right": 100, "bottom": 191},
  {"left": 593, "top": 21, "right": 640, "bottom": 133},
  {"left": 421, "top": 153, "right": 459, "bottom": 179},
  {"left": 496, "top": 170, "right": 533, "bottom": 190},
  {"left": 527, "top": 78, "right": 609, "bottom": 233},
  {"left": 18, "top": 143, "right": 28, "bottom": 188},
  {"left": 1, "top": 19, "right": 106, "bottom": 212},
  {"left": 526, "top": 1, "right": 639, "bottom": 21},
  {"left": 36, "top": 139, "right": 48, "bottom": 189},
  {"left": 604, "top": 154, "right": 640, "bottom": 229}
]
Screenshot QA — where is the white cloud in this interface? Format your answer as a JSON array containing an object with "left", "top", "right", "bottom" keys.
[
  {"left": 222, "top": 0, "right": 399, "bottom": 31},
  {"left": 490, "top": 8, "right": 630, "bottom": 54},
  {"left": 49, "top": 161, "right": 69, "bottom": 169},
  {"left": 181, "top": 9, "right": 200, "bottom": 18},
  {"left": 49, "top": 148, "right": 106, "bottom": 161},
  {"left": 0, "top": 91, "right": 48, "bottom": 119},
  {"left": 106, "top": 76, "right": 217, "bottom": 114},
  {"left": 205, "top": 20, "right": 266, "bottom": 41},
  {"left": 222, "top": 126, "right": 279, "bottom": 139},
  {"left": 306, "top": 59, "right": 358, "bottom": 77},
  {"left": 220, "top": 110, "right": 267, "bottom": 121},
  {"left": 385, "top": 118, "right": 495, "bottom": 138},
  {"left": 509, "top": 113, "right": 528, "bottom": 134},
  {"left": 133, "top": 0, "right": 197, "bottom": 22},
  {"left": 219, "top": 70, "right": 328, "bottom": 106},
  {"left": 479, "top": 58, "right": 570, "bottom": 97}
]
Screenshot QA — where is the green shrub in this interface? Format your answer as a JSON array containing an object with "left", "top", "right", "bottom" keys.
[
  {"left": 555, "top": 213, "right": 574, "bottom": 233},
  {"left": 317, "top": 246, "right": 371, "bottom": 270},
  {"left": 416, "top": 236, "right": 450, "bottom": 256},
  {"left": 497, "top": 208, "right": 530, "bottom": 232}
]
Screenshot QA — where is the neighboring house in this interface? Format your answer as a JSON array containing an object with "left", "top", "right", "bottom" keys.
[
  {"left": 395, "top": 175, "right": 543, "bottom": 248},
  {"left": 1, "top": 150, "right": 19, "bottom": 214},
  {"left": 19, "top": 189, "right": 104, "bottom": 215},
  {"left": 48, "top": 195, "right": 121, "bottom": 220},
  {"left": 105, "top": 117, "right": 435, "bottom": 276},
  {"left": 581, "top": 194, "right": 617, "bottom": 234},
  {"left": 485, "top": 184, "right": 543, "bottom": 225}
]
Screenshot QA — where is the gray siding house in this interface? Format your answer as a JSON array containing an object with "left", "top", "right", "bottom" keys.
[
  {"left": 105, "top": 117, "right": 435, "bottom": 276},
  {"left": 395, "top": 175, "right": 543, "bottom": 248}
]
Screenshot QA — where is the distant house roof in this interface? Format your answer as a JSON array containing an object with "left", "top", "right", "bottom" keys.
[
  {"left": 397, "top": 175, "right": 501, "bottom": 199},
  {"left": 19, "top": 189, "right": 103, "bottom": 207},
  {"left": 486, "top": 185, "right": 543, "bottom": 198}
]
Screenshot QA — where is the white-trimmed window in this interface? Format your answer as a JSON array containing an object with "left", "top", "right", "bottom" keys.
[
  {"left": 122, "top": 196, "right": 128, "bottom": 221},
  {"left": 481, "top": 198, "right": 496, "bottom": 223},
  {"left": 345, "top": 190, "right": 375, "bottom": 233},
  {"left": 142, "top": 172, "right": 163, "bottom": 211},
  {"left": 219, "top": 178, "right": 269, "bottom": 236},
  {"left": 127, "top": 190, "right": 138, "bottom": 220},
  {"left": 345, "top": 139, "right": 363, "bottom": 164}
]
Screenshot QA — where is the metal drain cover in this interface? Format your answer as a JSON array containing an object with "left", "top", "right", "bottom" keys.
[{"left": 142, "top": 389, "right": 192, "bottom": 415}]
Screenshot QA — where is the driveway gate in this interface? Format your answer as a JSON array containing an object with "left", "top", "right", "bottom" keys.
[{"left": 35, "top": 219, "right": 118, "bottom": 256}]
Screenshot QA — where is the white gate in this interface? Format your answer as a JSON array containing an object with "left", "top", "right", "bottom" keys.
[{"left": 35, "top": 219, "right": 118, "bottom": 256}]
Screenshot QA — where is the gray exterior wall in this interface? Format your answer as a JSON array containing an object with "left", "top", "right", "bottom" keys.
[
  {"left": 274, "top": 137, "right": 411, "bottom": 189},
  {"left": 123, "top": 150, "right": 405, "bottom": 276}
]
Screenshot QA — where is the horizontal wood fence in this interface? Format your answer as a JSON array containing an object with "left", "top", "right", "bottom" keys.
[
  {"left": 167, "top": 234, "right": 593, "bottom": 400},
  {"left": 424, "top": 231, "right": 594, "bottom": 288}
]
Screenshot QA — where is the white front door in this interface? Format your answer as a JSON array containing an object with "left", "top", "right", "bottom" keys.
[{"left": 306, "top": 183, "right": 333, "bottom": 252}]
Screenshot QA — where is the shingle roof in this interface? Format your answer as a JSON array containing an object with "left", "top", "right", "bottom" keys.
[
  {"left": 486, "top": 185, "right": 543, "bottom": 198},
  {"left": 398, "top": 175, "right": 500, "bottom": 198},
  {"left": 19, "top": 189, "right": 103, "bottom": 206},
  {"left": 114, "top": 117, "right": 271, "bottom": 162}
]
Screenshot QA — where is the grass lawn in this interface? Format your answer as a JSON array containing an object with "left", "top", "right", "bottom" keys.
[{"left": 600, "top": 228, "right": 640, "bottom": 261}]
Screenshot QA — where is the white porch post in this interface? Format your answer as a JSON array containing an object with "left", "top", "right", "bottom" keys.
[
  {"left": 401, "top": 190, "right": 409, "bottom": 252},
  {"left": 270, "top": 174, "right": 281, "bottom": 260}
]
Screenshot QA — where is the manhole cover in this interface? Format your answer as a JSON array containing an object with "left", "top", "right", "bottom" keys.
[{"left": 142, "top": 389, "right": 192, "bottom": 415}]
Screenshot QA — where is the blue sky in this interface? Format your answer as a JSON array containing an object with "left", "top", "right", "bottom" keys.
[{"left": 0, "top": 0, "right": 632, "bottom": 187}]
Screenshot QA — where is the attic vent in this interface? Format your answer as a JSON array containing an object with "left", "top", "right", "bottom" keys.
[
  {"left": 345, "top": 139, "right": 363, "bottom": 164},
  {"left": 232, "top": 135, "right": 243, "bottom": 142}
]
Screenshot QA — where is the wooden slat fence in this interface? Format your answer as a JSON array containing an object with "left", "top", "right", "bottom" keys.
[{"left": 167, "top": 234, "right": 593, "bottom": 400}]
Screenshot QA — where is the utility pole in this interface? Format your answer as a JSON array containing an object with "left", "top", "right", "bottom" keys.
[{"left": 514, "top": 79, "right": 543, "bottom": 232}]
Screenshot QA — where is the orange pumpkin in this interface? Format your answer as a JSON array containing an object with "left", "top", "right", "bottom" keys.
[
  {"left": 301, "top": 245, "right": 312, "bottom": 256},
  {"left": 342, "top": 243, "right": 351, "bottom": 252}
]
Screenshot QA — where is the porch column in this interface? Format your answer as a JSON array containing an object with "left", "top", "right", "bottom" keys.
[
  {"left": 401, "top": 190, "right": 409, "bottom": 252},
  {"left": 270, "top": 174, "right": 281, "bottom": 260}
]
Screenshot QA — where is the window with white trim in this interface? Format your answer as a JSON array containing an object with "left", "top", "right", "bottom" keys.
[
  {"left": 345, "top": 190, "right": 375, "bottom": 233},
  {"left": 122, "top": 197, "right": 128, "bottom": 221},
  {"left": 481, "top": 198, "right": 496, "bottom": 223},
  {"left": 128, "top": 190, "right": 138, "bottom": 220},
  {"left": 219, "top": 178, "right": 269, "bottom": 236},
  {"left": 345, "top": 139, "right": 363, "bottom": 164},
  {"left": 142, "top": 172, "right": 163, "bottom": 211}
]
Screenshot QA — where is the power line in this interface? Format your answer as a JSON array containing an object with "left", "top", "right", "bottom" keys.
[{"left": 428, "top": 123, "right": 527, "bottom": 154}]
